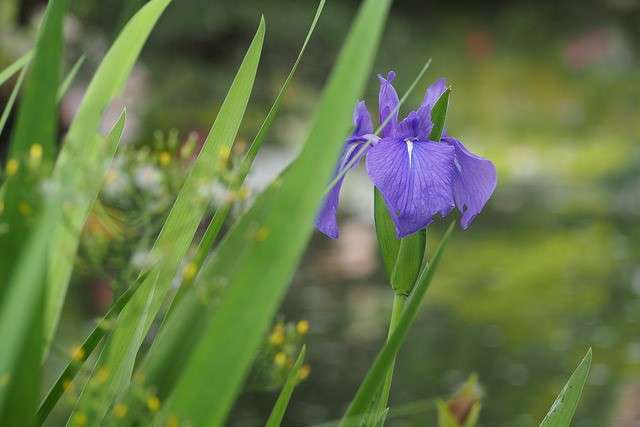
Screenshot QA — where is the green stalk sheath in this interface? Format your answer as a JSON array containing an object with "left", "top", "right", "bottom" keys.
[{"left": 376, "top": 293, "right": 406, "bottom": 419}]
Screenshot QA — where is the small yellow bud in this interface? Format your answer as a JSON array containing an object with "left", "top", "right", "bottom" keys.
[
  {"left": 95, "top": 367, "right": 110, "bottom": 384},
  {"left": 274, "top": 352, "right": 287, "bottom": 367},
  {"left": 296, "top": 320, "right": 309, "bottom": 335},
  {"left": 166, "top": 415, "right": 180, "bottom": 427},
  {"left": 0, "top": 373, "right": 10, "bottom": 386},
  {"left": 235, "top": 185, "right": 250, "bottom": 200},
  {"left": 218, "top": 146, "right": 231, "bottom": 161},
  {"left": 105, "top": 169, "right": 118, "bottom": 184},
  {"left": 254, "top": 226, "right": 269, "bottom": 242},
  {"left": 133, "top": 371, "right": 145, "bottom": 384},
  {"left": 273, "top": 323, "right": 285, "bottom": 335},
  {"left": 299, "top": 364, "right": 311, "bottom": 380},
  {"left": 71, "top": 346, "right": 85, "bottom": 362},
  {"left": 269, "top": 330, "right": 284, "bottom": 346},
  {"left": 147, "top": 395, "right": 160, "bottom": 412},
  {"left": 30, "top": 144, "right": 43, "bottom": 160},
  {"left": 5, "top": 159, "right": 18, "bottom": 176},
  {"left": 113, "top": 403, "right": 128, "bottom": 419},
  {"left": 18, "top": 202, "right": 31, "bottom": 216},
  {"left": 72, "top": 412, "right": 87, "bottom": 426},
  {"left": 182, "top": 262, "right": 198, "bottom": 281},
  {"left": 159, "top": 151, "right": 172, "bottom": 167}
]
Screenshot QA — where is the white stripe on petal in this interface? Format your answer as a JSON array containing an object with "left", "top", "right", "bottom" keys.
[{"left": 405, "top": 139, "right": 414, "bottom": 168}]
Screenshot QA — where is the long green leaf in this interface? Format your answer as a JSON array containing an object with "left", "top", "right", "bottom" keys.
[
  {"left": 539, "top": 349, "right": 592, "bottom": 427},
  {"left": 340, "top": 221, "right": 456, "bottom": 426},
  {"left": 428, "top": 87, "right": 450, "bottom": 142},
  {"left": 166, "top": 0, "right": 325, "bottom": 315},
  {"left": 0, "top": 0, "right": 68, "bottom": 423},
  {"left": 44, "top": 0, "right": 173, "bottom": 352},
  {"left": 57, "top": 55, "right": 85, "bottom": 101},
  {"left": 0, "top": 64, "right": 27, "bottom": 138},
  {"left": 266, "top": 346, "right": 306, "bottom": 427},
  {"left": 139, "top": 2, "right": 326, "bottom": 399},
  {"left": 158, "top": 1, "right": 392, "bottom": 425},
  {"left": 37, "top": 112, "right": 128, "bottom": 425},
  {"left": 71, "top": 18, "right": 266, "bottom": 426},
  {"left": 0, "top": 51, "right": 31, "bottom": 87}
]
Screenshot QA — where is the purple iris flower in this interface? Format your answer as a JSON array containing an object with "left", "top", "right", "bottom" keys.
[{"left": 315, "top": 71, "right": 496, "bottom": 239}]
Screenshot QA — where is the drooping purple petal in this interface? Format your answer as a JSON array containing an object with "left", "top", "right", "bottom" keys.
[
  {"left": 315, "top": 174, "right": 346, "bottom": 239},
  {"left": 443, "top": 136, "right": 497, "bottom": 229},
  {"left": 366, "top": 137, "right": 456, "bottom": 237},
  {"left": 378, "top": 71, "right": 399, "bottom": 138},
  {"left": 423, "top": 78, "right": 447, "bottom": 109},
  {"left": 353, "top": 100, "right": 373, "bottom": 137}
]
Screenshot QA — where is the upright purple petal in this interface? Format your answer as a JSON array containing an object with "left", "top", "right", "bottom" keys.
[
  {"left": 378, "top": 71, "right": 399, "bottom": 138},
  {"left": 366, "top": 138, "right": 456, "bottom": 237},
  {"left": 443, "top": 136, "right": 497, "bottom": 229},
  {"left": 353, "top": 101, "right": 373, "bottom": 136},
  {"left": 423, "top": 78, "right": 447, "bottom": 109},
  {"left": 397, "top": 108, "right": 432, "bottom": 140}
]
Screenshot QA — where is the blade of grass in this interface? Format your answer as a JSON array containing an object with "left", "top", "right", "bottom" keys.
[
  {"left": 0, "top": 54, "right": 83, "bottom": 140},
  {"left": 157, "top": 1, "right": 392, "bottom": 425},
  {"left": 0, "top": 51, "right": 31, "bottom": 87},
  {"left": 44, "top": 0, "right": 173, "bottom": 353},
  {"left": 539, "top": 349, "right": 592, "bottom": 427},
  {"left": 57, "top": 55, "right": 85, "bottom": 101},
  {"left": 266, "top": 346, "right": 306, "bottom": 427},
  {"left": 70, "top": 18, "right": 266, "bottom": 426},
  {"left": 167, "top": 0, "right": 325, "bottom": 316},
  {"left": 0, "top": 0, "right": 67, "bottom": 295},
  {"left": 0, "top": 64, "right": 27, "bottom": 138},
  {"left": 0, "top": 0, "right": 68, "bottom": 423},
  {"left": 36, "top": 111, "right": 128, "bottom": 425},
  {"left": 38, "top": 283, "right": 136, "bottom": 425},
  {"left": 340, "top": 221, "right": 456, "bottom": 426}
]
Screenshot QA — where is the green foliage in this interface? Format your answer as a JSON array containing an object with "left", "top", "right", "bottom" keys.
[
  {"left": 155, "top": 1, "right": 392, "bottom": 425},
  {"left": 0, "top": 0, "right": 68, "bottom": 424},
  {"left": 539, "top": 349, "right": 592, "bottom": 427},
  {"left": 266, "top": 346, "right": 307, "bottom": 427},
  {"left": 0, "top": 52, "right": 31, "bottom": 87},
  {"left": 341, "top": 221, "right": 456, "bottom": 426},
  {"left": 71, "top": 15, "right": 265, "bottom": 425},
  {"left": 44, "top": 0, "right": 173, "bottom": 352}
]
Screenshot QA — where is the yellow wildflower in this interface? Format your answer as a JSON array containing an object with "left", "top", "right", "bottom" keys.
[
  {"left": 274, "top": 352, "right": 287, "bottom": 367},
  {"left": 299, "top": 364, "right": 311, "bottom": 380},
  {"left": 30, "top": 144, "right": 43, "bottom": 160},
  {"left": 5, "top": 159, "right": 18, "bottom": 176},
  {"left": 183, "top": 262, "right": 198, "bottom": 281},
  {"left": 147, "top": 395, "right": 160, "bottom": 412},
  {"left": 159, "top": 151, "right": 172, "bottom": 166},
  {"left": 113, "top": 403, "right": 128, "bottom": 419},
  {"left": 296, "top": 320, "right": 309, "bottom": 335}
]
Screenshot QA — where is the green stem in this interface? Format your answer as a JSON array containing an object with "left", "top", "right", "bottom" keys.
[{"left": 376, "top": 292, "right": 406, "bottom": 419}]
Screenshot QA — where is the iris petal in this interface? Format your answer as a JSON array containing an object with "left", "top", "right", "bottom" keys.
[
  {"left": 443, "top": 136, "right": 497, "bottom": 229},
  {"left": 366, "top": 137, "right": 456, "bottom": 237},
  {"left": 378, "top": 71, "right": 399, "bottom": 138},
  {"left": 353, "top": 100, "right": 373, "bottom": 136},
  {"left": 315, "top": 102, "right": 374, "bottom": 239},
  {"left": 423, "top": 78, "right": 447, "bottom": 109}
]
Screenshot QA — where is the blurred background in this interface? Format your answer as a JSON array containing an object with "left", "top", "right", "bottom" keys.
[{"left": 1, "top": 0, "right": 640, "bottom": 426}]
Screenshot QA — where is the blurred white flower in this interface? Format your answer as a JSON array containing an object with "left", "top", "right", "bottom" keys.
[
  {"left": 198, "top": 181, "right": 232, "bottom": 206},
  {"left": 133, "top": 165, "right": 163, "bottom": 194}
]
